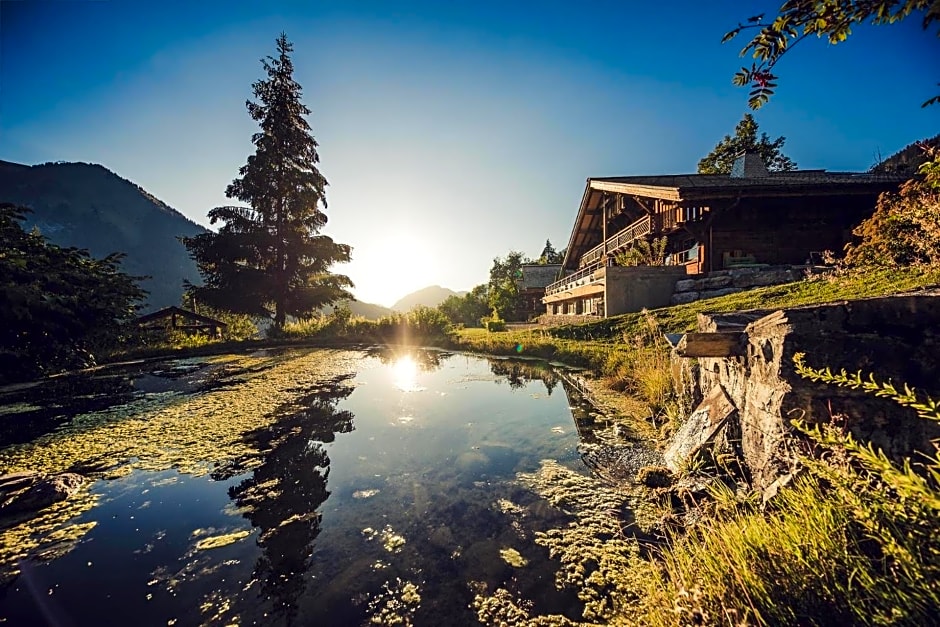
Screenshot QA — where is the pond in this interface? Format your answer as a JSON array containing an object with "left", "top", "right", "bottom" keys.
[{"left": 0, "top": 348, "right": 633, "bottom": 625}]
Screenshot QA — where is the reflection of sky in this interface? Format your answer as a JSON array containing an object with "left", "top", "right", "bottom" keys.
[
  {"left": 3, "top": 2, "right": 938, "bottom": 306},
  {"left": 0, "top": 349, "right": 591, "bottom": 625}
]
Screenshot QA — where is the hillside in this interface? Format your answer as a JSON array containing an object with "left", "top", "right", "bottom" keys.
[
  {"left": 391, "top": 285, "right": 465, "bottom": 312},
  {"left": 871, "top": 134, "right": 940, "bottom": 175},
  {"left": 321, "top": 299, "right": 394, "bottom": 320},
  {"left": 0, "top": 160, "right": 207, "bottom": 311}
]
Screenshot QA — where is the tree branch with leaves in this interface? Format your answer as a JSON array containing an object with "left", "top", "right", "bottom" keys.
[{"left": 724, "top": 1, "right": 940, "bottom": 109}]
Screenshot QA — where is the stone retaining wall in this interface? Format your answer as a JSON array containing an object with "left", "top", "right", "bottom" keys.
[
  {"left": 668, "top": 293, "right": 940, "bottom": 494},
  {"left": 670, "top": 265, "right": 808, "bottom": 305}
]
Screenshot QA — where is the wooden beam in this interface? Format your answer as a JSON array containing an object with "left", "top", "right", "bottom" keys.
[
  {"left": 675, "top": 332, "right": 746, "bottom": 358},
  {"left": 631, "top": 195, "right": 655, "bottom": 216}
]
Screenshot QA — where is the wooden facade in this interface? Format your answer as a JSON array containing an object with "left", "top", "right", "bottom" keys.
[{"left": 544, "top": 154, "right": 904, "bottom": 318}]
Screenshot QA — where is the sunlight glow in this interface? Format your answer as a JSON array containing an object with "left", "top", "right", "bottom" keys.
[{"left": 392, "top": 355, "right": 424, "bottom": 392}]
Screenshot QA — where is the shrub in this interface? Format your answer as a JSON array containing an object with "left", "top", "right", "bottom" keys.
[{"left": 845, "top": 147, "right": 940, "bottom": 268}]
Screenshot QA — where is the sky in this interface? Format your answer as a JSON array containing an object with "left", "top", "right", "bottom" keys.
[{"left": 2, "top": 1, "right": 938, "bottom": 307}]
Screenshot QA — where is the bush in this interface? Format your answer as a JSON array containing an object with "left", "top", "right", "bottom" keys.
[
  {"left": 484, "top": 319, "right": 506, "bottom": 332},
  {"left": 481, "top": 308, "right": 507, "bottom": 332},
  {"left": 845, "top": 147, "right": 940, "bottom": 268}
]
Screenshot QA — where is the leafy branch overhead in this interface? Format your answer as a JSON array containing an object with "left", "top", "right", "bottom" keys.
[{"left": 724, "top": 1, "right": 940, "bottom": 108}]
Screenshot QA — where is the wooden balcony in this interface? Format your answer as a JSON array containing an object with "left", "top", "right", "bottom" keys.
[{"left": 578, "top": 215, "right": 652, "bottom": 268}]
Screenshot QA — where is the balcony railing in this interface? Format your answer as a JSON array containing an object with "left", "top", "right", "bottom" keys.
[
  {"left": 578, "top": 215, "right": 653, "bottom": 268},
  {"left": 544, "top": 263, "right": 602, "bottom": 296}
]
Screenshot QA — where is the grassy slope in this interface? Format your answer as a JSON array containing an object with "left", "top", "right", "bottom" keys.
[{"left": 456, "top": 266, "right": 940, "bottom": 352}]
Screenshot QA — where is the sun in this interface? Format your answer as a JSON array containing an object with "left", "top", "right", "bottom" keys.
[{"left": 355, "top": 229, "right": 435, "bottom": 305}]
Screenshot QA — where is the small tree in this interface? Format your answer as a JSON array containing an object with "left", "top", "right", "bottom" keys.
[
  {"left": 183, "top": 34, "right": 353, "bottom": 328},
  {"left": 538, "top": 239, "right": 565, "bottom": 264},
  {"left": 487, "top": 251, "right": 529, "bottom": 321},
  {"left": 437, "top": 284, "right": 490, "bottom": 327},
  {"left": 0, "top": 203, "right": 146, "bottom": 380},
  {"left": 614, "top": 236, "right": 669, "bottom": 267},
  {"left": 698, "top": 113, "right": 797, "bottom": 174}
]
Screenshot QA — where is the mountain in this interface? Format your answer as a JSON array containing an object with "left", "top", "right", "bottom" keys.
[
  {"left": 321, "top": 300, "right": 394, "bottom": 320},
  {"left": 391, "top": 285, "right": 466, "bottom": 312},
  {"left": 871, "top": 134, "right": 940, "bottom": 176},
  {"left": 0, "top": 160, "right": 207, "bottom": 311}
]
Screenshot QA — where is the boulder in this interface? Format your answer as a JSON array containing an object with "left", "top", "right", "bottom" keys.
[
  {"left": 0, "top": 472, "right": 86, "bottom": 517},
  {"left": 664, "top": 385, "right": 737, "bottom": 472},
  {"left": 674, "top": 279, "right": 697, "bottom": 293},
  {"left": 670, "top": 291, "right": 700, "bottom": 305},
  {"left": 702, "top": 275, "right": 733, "bottom": 290}
]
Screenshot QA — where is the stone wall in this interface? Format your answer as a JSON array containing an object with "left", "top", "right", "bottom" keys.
[
  {"left": 670, "top": 265, "right": 807, "bottom": 305},
  {"left": 668, "top": 293, "right": 940, "bottom": 493}
]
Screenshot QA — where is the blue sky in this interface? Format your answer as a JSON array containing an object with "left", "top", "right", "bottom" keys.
[{"left": 2, "top": 1, "right": 938, "bottom": 306}]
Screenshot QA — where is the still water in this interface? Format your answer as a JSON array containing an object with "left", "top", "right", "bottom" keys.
[{"left": 0, "top": 348, "right": 609, "bottom": 625}]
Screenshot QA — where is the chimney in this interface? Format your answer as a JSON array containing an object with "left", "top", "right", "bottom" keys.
[{"left": 730, "top": 151, "right": 770, "bottom": 178}]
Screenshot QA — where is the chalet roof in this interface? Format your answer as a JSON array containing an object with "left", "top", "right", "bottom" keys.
[
  {"left": 562, "top": 169, "right": 905, "bottom": 270},
  {"left": 588, "top": 170, "right": 904, "bottom": 201}
]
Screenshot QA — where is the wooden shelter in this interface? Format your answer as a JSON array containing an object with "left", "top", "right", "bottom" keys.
[
  {"left": 544, "top": 153, "right": 904, "bottom": 319},
  {"left": 136, "top": 306, "right": 228, "bottom": 337}
]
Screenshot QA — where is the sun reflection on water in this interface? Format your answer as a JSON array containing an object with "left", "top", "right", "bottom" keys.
[{"left": 392, "top": 355, "right": 424, "bottom": 393}]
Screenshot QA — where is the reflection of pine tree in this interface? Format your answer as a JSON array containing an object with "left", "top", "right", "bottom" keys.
[{"left": 228, "top": 375, "right": 355, "bottom": 624}]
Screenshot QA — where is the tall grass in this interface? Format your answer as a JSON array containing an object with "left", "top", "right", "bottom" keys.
[
  {"left": 274, "top": 305, "right": 454, "bottom": 346},
  {"left": 629, "top": 357, "right": 940, "bottom": 626}
]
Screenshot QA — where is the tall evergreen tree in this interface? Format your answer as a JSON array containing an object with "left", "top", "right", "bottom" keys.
[
  {"left": 697, "top": 113, "right": 797, "bottom": 174},
  {"left": 183, "top": 34, "right": 352, "bottom": 327}
]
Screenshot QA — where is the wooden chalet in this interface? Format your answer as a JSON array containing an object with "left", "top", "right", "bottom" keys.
[
  {"left": 544, "top": 152, "right": 904, "bottom": 319},
  {"left": 136, "top": 306, "right": 228, "bottom": 337}
]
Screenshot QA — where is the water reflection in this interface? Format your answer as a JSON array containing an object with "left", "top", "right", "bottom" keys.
[
  {"left": 226, "top": 375, "right": 355, "bottom": 624},
  {"left": 0, "top": 348, "right": 609, "bottom": 626},
  {"left": 488, "top": 359, "right": 560, "bottom": 396}
]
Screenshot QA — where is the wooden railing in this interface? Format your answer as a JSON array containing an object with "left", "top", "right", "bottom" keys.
[
  {"left": 544, "top": 263, "right": 602, "bottom": 296},
  {"left": 578, "top": 215, "right": 653, "bottom": 268}
]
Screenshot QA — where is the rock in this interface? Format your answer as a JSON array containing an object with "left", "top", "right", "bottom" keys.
[
  {"left": 674, "top": 279, "right": 697, "bottom": 293},
  {"left": 0, "top": 473, "right": 85, "bottom": 517},
  {"left": 670, "top": 291, "right": 700, "bottom": 305},
  {"left": 0, "top": 471, "right": 39, "bottom": 494},
  {"left": 664, "top": 385, "right": 737, "bottom": 472},
  {"left": 702, "top": 275, "right": 733, "bottom": 289}
]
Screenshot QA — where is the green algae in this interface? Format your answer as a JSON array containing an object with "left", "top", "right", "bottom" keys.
[
  {"left": 0, "top": 350, "right": 358, "bottom": 476},
  {"left": 0, "top": 349, "right": 359, "bottom": 585},
  {"left": 194, "top": 529, "right": 252, "bottom": 551},
  {"left": 477, "top": 459, "right": 654, "bottom": 625},
  {"left": 0, "top": 485, "right": 99, "bottom": 583},
  {"left": 366, "top": 578, "right": 422, "bottom": 626},
  {"left": 499, "top": 547, "right": 528, "bottom": 567}
]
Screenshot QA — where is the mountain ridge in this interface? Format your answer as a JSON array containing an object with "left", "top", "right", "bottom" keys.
[
  {"left": 0, "top": 160, "right": 206, "bottom": 311},
  {"left": 391, "top": 285, "right": 466, "bottom": 312}
]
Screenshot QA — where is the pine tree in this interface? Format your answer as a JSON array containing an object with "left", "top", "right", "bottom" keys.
[
  {"left": 183, "top": 33, "right": 353, "bottom": 327},
  {"left": 697, "top": 113, "right": 797, "bottom": 174}
]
